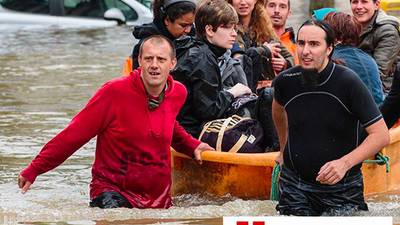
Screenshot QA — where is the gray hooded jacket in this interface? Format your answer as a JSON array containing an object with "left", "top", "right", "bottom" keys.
[{"left": 359, "top": 10, "right": 400, "bottom": 78}]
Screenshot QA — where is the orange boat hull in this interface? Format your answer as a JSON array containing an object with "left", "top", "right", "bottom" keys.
[{"left": 172, "top": 126, "right": 400, "bottom": 199}]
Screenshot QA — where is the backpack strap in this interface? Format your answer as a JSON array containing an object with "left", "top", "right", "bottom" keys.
[
  {"left": 216, "top": 117, "right": 232, "bottom": 151},
  {"left": 198, "top": 120, "right": 213, "bottom": 141},
  {"left": 228, "top": 134, "right": 248, "bottom": 153}
]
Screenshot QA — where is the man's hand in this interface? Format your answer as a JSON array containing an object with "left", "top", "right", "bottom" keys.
[
  {"left": 194, "top": 142, "right": 215, "bottom": 164},
  {"left": 227, "top": 83, "right": 252, "bottom": 98},
  {"left": 316, "top": 159, "right": 351, "bottom": 185},
  {"left": 18, "top": 174, "right": 32, "bottom": 194},
  {"left": 262, "top": 42, "right": 281, "bottom": 56},
  {"left": 271, "top": 53, "right": 287, "bottom": 73}
]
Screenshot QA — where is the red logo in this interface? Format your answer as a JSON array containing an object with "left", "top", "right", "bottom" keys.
[{"left": 237, "top": 222, "right": 265, "bottom": 225}]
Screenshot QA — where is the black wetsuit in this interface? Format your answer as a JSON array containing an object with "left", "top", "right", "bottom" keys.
[{"left": 273, "top": 61, "right": 382, "bottom": 215}]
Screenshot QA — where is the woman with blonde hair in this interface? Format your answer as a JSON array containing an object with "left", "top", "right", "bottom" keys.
[{"left": 228, "top": 0, "right": 294, "bottom": 87}]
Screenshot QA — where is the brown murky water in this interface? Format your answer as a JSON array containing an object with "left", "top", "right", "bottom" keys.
[{"left": 1, "top": 1, "right": 399, "bottom": 224}]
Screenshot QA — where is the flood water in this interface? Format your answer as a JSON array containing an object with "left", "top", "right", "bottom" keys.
[{"left": 0, "top": 1, "right": 399, "bottom": 224}]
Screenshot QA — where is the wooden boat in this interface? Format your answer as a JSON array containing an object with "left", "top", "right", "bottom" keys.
[{"left": 172, "top": 126, "right": 400, "bottom": 199}]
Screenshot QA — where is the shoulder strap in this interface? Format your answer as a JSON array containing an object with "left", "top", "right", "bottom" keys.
[
  {"left": 228, "top": 134, "right": 248, "bottom": 153},
  {"left": 216, "top": 117, "right": 232, "bottom": 151},
  {"left": 198, "top": 120, "right": 213, "bottom": 141}
]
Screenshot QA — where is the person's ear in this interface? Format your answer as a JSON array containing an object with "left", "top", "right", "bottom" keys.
[
  {"left": 205, "top": 25, "right": 215, "bottom": 38},
  {"left": 164, "top": 17, "right": 171, "bottom": 27},
  {"left": 327, "top": 45, "right": 333, "bottom": 57},
  {"left": 375, "top": 0, "right": 380, "bottom": 10},
  {"left": 138, "top": 55, "right": 142, "bottom": 67},
  {"left": 170, "top": 57, "right": 177, "bottom": 71}
]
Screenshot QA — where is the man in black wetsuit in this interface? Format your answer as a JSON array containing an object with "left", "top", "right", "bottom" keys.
[{"left": 272, "top": 19, "right": 390, "bottom": 216}]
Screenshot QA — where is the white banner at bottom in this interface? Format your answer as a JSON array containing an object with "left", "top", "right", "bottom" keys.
[{"left": 223, "top": 216, "right": 393, "bottom": 225}]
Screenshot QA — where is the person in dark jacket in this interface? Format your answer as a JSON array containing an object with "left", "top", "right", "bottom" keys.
[
  {"left": 172, "top": 0, "right": 279, "bottom": 150},
  {"left": 350, "top": 0, "right": 400, "bottom": 90},
  {"left": 129, "top": 0, "right": 197, "bottom": 70},
  {"left": 172, "top": 0, "right": 252, "bottom": 138}
]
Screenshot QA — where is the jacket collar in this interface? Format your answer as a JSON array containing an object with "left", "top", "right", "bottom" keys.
[
  {"left": 376, "top": 9, "right": 400, "bottom": 26},
  {"left": 361, "top": 10, "right": 400, "bottom": 36},
  {"left": 316, "top": 60, "right": 335, "bottom": 86},
  {"left": 203, "top": 38, "right": 227, "bottom": 58},
  {"left": 132, "top": 20, "right": 176, "bottom": 41},
  {"left": 361, "top": 10, "right": 379, "bottom": 36},
  {"left": 281, "top": 27, "right": 295, "bottom": 43}
]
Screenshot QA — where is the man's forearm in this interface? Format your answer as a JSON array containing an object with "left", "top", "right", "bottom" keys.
[
  {"left": 171, "top": 120, "right": 201, "bottom": 157},
  {"left": 340, "top": 119, "right": 390, "bottom": 170}
]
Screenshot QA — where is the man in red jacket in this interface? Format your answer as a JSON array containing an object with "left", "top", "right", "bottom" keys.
[{"left": 17, "top": 35, "right": 213, "bottom": 209}]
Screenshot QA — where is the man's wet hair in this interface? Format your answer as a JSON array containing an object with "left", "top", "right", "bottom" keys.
[
  {"left": 153, "top": 0, "right": 197, "bottom": 22},
  {"left": 138, "top": 35, "right": 176, "bottom": 59},
  {"left": 297, "top": 19, "right": 336, "bottom": 57},
  {"left": 195, "top": 0, "right": 238, "bottom": 40}
]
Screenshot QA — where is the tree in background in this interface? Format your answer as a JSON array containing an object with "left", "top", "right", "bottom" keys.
[{"left": 309, "top": 0, "right": 334, "bottom": 16}]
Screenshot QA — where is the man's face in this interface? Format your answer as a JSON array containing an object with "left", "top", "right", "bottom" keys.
[
  {"left": 138, "top": 40, "right": 176, "bottom": 93},
  {"left": 266, "top": 0, "right": 291, "bottom": 28},
  {"left": 297, "top": 25, "right": 332, "bottom": 72},
  {"left": 351, "top": 0, "right": 379, "bottom": 25},
  {"left": 206, "top": 24, "right": 238, "bottom": 49},
  {"left": 164, "top": 12, "right": 195, "bottom": 38}
]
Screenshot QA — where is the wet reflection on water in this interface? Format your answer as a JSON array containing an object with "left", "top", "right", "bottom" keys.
[{"left": 1, "top": 3, "right": 400, "bottom": 224}]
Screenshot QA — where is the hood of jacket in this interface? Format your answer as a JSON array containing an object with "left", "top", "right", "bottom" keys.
[
  {"left": 174, "top": 36, "right": 205, "bottom": 58},
  {"left": 132, "top": 20, "right": 175, "bottom": 41},
  {"left": 363, "top": 10, "right": 400, "bottom": 34},
  {"left": 376, "top": 9, "right": 400, "bottom": 27},
  {"left": 132, "top": 22, "right": 160, "bottom": 40}
]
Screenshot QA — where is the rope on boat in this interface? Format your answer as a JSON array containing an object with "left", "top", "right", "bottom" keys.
[
  {"left": 270, "top": 163, "right": 280, "bottom": 201},
  {"left": 364, "top": 152, "right": 390, "bottom": 173}
]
